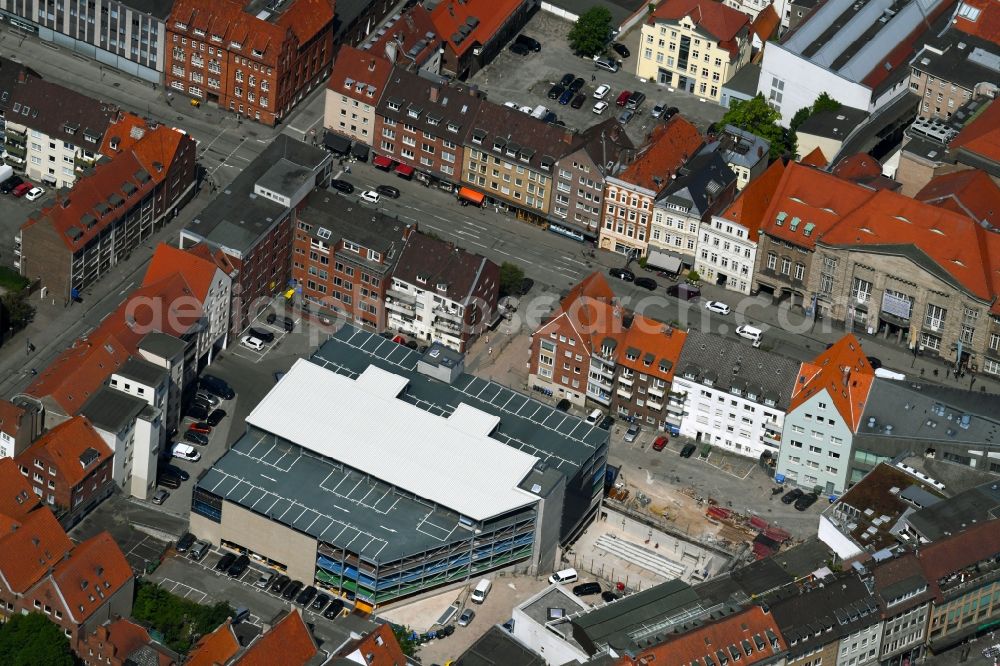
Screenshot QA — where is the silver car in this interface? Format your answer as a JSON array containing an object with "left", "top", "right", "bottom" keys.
[
  {"left": 617, "top": 109, "right": 635, "bottom": 125},
  {"left": 624, "top": 424, "right": 641, "bottom": 442},
  {"left": 256, "top": 570, "right": 276, "bottom": 589},
  {"left": 458, "top": 608, "right": 476, "bottom": 627}
]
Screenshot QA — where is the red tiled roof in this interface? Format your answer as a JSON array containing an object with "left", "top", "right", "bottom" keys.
[
  {"left": 99, "top": 112, "right": 147, "bottom": 156},
  {"left": 367, "top": 4, "right": 438, "bottom": 66},
  {"left": 0, "top": 509, "right": 73, "bottom": 594},
  {"left": 757, "top": 161, "right": 874, "bottom": 249},
  {"left": 187, "top": 621, "right": 240, "bottom": 666},
  {"left": 751, "top": 5, "right": 780, "bottom": 41},
  {"left": 619, "top": 606, "right": 785, "bottom": 666},
  {"left": 143, "top": 243, "right": 221, "bottom": 302},
  {"left": 87, "top": 619, "right": 153, "bottom": 664},
  {"left": 186, "top": 242, "right": 239, "bottom": 276},
  {"left": 789, "top": 334, "right": 874, "bottom": 431},
  {"left": 22, "top": 122, "right": 187, "bottom": 251},
  {"left": 543, "top": 272, "right": 618, "bottom": 354},
  {"left": 237, "top": 610, "right": 318, "bottom": 666},
  {"left": 952, "top": 0, "right": 1000, "bottom": 44},
  {"left": 617, "top": 317, "right": 688, "bottom": 383},
  {"left": 15, "top": 417, "right": 112, "bottom": 488},
  {"left": 651, "top": 0, "right": 750, "bottom": 57},
  {"left": 918, "top": 519, "right": 1000, "bottom": 599},
  {"left": 617, "top": 116, "right": 703, "bottom": 191},
  {"left": 327, "top": 45, "right": 394, "bottom": 103},
  {"left": 170, "top": 0, "right": 290, "bottom": 65},
  {"left": 799, "top": 146, "right": 827, "bottom": 167},
  {"left": 0, "top": 458, "right": 39, "bottom": 522},
  {"left": 277, "top": 0, "right": 334, "bottom": 44},
  {"left": 0, "top": 398, "right": 25, "bottom": 439},
  {"left": 950, "top": 98, "right": 1000, "bottom": 165},
  {"left": 821, "top": 189, "right": 994, "bottom": 300},
  {"left": 430, "top": 0, "right": 527, "bottom": 58},
  {"left": 28, "top": 272, "right": 202, "bottom": 413},
  {"left": 335, "top": 623, "right": 406, "bottom": 666},
  {"left": 915, "top": 169, "right": 1000, "bottom": 226},
  {"left": 39, "top": 531, "right": 133, "bottom": 625},
  {"left": 719, "top": 158, "right": 787, "bottom": 241}
]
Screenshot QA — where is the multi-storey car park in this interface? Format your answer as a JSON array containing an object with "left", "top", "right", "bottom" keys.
[{"left": 190, "top": 325, "right": 608, "bottom": 607}]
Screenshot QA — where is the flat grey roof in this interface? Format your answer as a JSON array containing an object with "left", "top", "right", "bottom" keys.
[
  {"left": 80, "top": 386, "right": 148, "bottom": 432},
  {"left": 770, "top": 574, "right": 880, "bottom": 650},
  {"left": 798, "top": 106, "right": 868, "bottom": 140},
  {"left": 185, "top": 135, "right": 328, "bottom": 254},
  {"left": 723, "top": 62, "right": 761, "bottom": 97},
  {"left": 541, "top": 0, "right": 647, "bottom": 25},
  {"left": 912, "top": 33, "right": 1000, "bottom": 95},
  {"left": 906, "top": 480, "right": 1000, "bottom": 541},
  {"left": 115, "top": 357, "right": 166, "bottom": 387},
  {"left": 299, "top": 193, "right": 412, "bottom": 266},
  {"left": 138, "top": 332, "right": 187, "bottom": 359},
  {"left": 517, "top": 586, "right": 588, "bottom": 650},
  {"left": 121, "top": 0, "right": 175, "bottom": 19},
  {"left": 455, "top": 626, "right": 546, "bottom": 666}
]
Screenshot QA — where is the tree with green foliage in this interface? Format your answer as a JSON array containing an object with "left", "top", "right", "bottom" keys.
[
  {"left": 499, "top": 261, "right": 525, "bottom": 297},
  {"left": 2, "top": 291, "right": 35, "bottom": 331},
  {"left": 0, "top": 612, "right": 75, "bottom": 666},
  {"left": 789, "top": 92, "right": 842, "bottom": 134},
  {"left": 392, "top": 624, "right": 419, "bottom": 657},
  {"left": 132, "top": 581, "right": 233, "bottom": 654},
  {"left": 568, "top": 7, "right": 613, "bottom": 57},
  {"left": 721, "top": 94, "right": 794, "bottom": 159}
]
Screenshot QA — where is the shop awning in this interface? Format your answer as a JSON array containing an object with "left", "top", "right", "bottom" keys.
[
  {"left": 395, "top": 163, "right": 414, "bottom": 177},
  {"left": 351, "top": 142, "right": 369, "bottom": 161},
  {"left": 323, "top": 132, "right": 351, "bottom": 155},
  {"left": 646, "top": 249, "right": 683, "bottom": 275},
  {"left": 458, "top": 187, "right": 485, "bottom": 205},
  {"left": 373, "top": 154, "right": 393, "bottom": 169}
]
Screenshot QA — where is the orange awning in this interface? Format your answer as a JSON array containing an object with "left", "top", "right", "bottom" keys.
[{"left": 458, "top": 187, "right": 485, "bottom": 205}]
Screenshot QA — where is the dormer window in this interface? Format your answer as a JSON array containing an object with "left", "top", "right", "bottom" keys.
[
  {"left": 343, "top": 240, "right": 360, "bottom": 253},
  {"left": 505, "top": 147, "right": 517, "bottom": 158},
  {"left": 252, "top": 49, "right": 264, "bottom": 58},
  {"left": 368, "top": 249, "right": 380, "bottom": 261},
  {"left": 493, "top": 139, "right": 505, "bottom": 152},
  {"left": 211, "top": 33, "right": 223, "bottom": 42},
  {"left": 174, "top": 21, "right": 187, "bottom": 30},
  {"left": 447, "top": 122, "right": 459, "bottom": 133},
  {"left": 230, "top": 41, "right": 242, "bottom": 50},
  {"left": 193, "top": 28, "right": 205, "bottom": 37},
  {"left": 408, "top": 108, "right": 420, "bottom": 119},
  {"left": 387, "top": 100, "right": 401, "bottom": 111}
]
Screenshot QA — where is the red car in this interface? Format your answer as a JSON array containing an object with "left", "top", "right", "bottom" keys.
[
  {"left": 12, "top": 182, "right": 32, "bottom": 197},
  {"left": 652, "top": 436, "right": 669, "bottom": 451},
  {"left": 188, "top": 422, "right": 212, "bottom": 434},
  {"left": 615, "top": 91, "right": 632, "bottom": 107},
  {"left": 392, "top": 335, "right": 406, "bottom": 345}
]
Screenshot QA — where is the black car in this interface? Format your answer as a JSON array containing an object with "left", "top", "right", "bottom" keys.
[
  {"left": 200, "top": 375, "right": 235, "bottom": 400},
  {"left": 1, "top": 176, "right": 24, "bottom": 194},
  {"left": 248, "top": 326, "right": 274, "bottom": 342},
  {"left": 296, "top": 585, "right": 318, "bottom": 606},
  {"left": 556, "top": 398, "right": 572, "bottom": 412},
  {"left": 542, "top": 111, "right": 558, "bottom": 123},
  {"left": 206, "top": 409, "right": 227, "bottom": 427},
  {"left": 282, "top": 580, "right": 304, "bottom": 600},
  {"left": 601, "top": 590, "right": 619, "bottom": 602},
  {"left": 330, "top": 179, "right": 354, "bottom": 194},
  {"left": 376, "top": 184, "right": 400, "bottom": 198},
  {"left": 625, "top": 91, "right": 646, "bottom": 110},
  {"left": 508, "top": 42, "right": 530, "bottom": 55},
  {"left": 612, "top": 42, "right": 630, "bottom": 58},
  {"left": 184, "top": 431, "right": 209, "bottom": 446},
  {"left": 558, "top": 73, "right": 575, "bottom": 88},
  {"left": 187, "top": 404, "right": 209, "bottom": 421},
  {"left": 547, "top": 84, "right": 565, "bottom": 100},
  {"left": 663, "top": 106, "right": 679, "bottom": 120},
  {"left": 157, "top": 471, "right": 182, "bottom": 489},
  {"left": 866, "top": 356, "right": 883, "bottom": 370},
  {"left": 215, "top": 553, "right": 237, "bottom": 572},
  {"left": 571, "top": 93, "right": 586, "bottom": 109},
  {"left": 437, "top": 624, "right": 456, "bottom": 637},
  {"left": 270, "top": 574, "right": 291, "bottom": 594},
  {"left": 323, "top": 598, "right": 345, "bottom": 619},
  {"left": 266, "top": 313, "right": 295, "bottom": 331},
  {"left": 795, "top": 493, "right": 820, "bottom": 511},
  {"left": 598, "top": 415, "right": 614, "bottom": 430},
  {"left": 519, "top": 277, "right": 535, "bottom": 295},
  {"left": 558, "top": 88, "right": 574, "bottom": 105},
  {"left": 781, "top": 488, "right": 805, "bottom": 504},
  {"left": 163, "top": 464, "right": 190, "bottom": 481},
  {"left": 633, "top": 277, "right": 657, "bottom": 291},
  {"left": 311, "top": 593, "right": 331, "bottom": 612},
  {"left": 227, "top": 554, "right": 250, "bottom": 578},
  {"left": 568, "top": 77, "right": 585, "bottom": 94},
  {"left": 573, "top": 582, "right": 602, "bottom": 596},
  {"left": 680, "top": 443, "right": 697, "bottom": 458},
  {"left": 514, "top": 34, "right": 541, "bottom": 51},
  {"left": 609, "top": 267, "right": 635, "bottom": 282},
  {"left": 176, "top": 532, "right": 196, "bottom": 553}
]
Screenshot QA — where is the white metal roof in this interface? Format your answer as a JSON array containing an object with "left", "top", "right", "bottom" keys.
[{"left": 247, "top": 359, "right": 540, "bottom": 521}]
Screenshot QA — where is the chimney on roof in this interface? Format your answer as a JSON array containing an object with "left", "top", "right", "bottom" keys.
[
  {"left": 842, "top": 366, "right": 851, "bottom": 387},
  {"left": 429, "top": 85, "right": 440, "bottom": 103},
  {"left": 448, "top": 3, "right": 455, "bottom": 16},
  {"left": 16, "top": 69, "right": 26, "bottom": 84},
  {"left": 368, "top": 58, "right": 376, "bottom": 72}
]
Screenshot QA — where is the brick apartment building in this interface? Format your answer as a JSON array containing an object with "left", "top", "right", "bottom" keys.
[
  {"left": 181, "top": 136, "right": 333, "bottom": 336},
  {"left": 375, "top": 66, "right": 485, "bottom": 187},
  {"left": 293, "top": 193, "right": 414, "bottom": 330},
  {"left": 165, "top": 0, "right": 335, "bottom": 126},
  {"left": 387, "top": 233, "right": 499, "bottom": 352},
  {"left": 324, "top": 46, "right": 393, "bottom": 147},
  {"left": 19, "top": 114, "right": 197, "bottom": 301},
  {"left": 15, "top": 416, "right": 113, "bottom": 528}
]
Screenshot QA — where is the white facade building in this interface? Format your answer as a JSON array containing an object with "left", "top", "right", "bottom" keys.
[
  {"left": 671, "top": 330, "right": 799, "bottom": 459},
  {"left": 695, "top": 215, "right": 759, "bottom": 294}
]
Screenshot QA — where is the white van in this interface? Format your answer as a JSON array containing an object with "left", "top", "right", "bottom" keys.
[
  {"left": 471, "top": 578, "right": 492, "bottom": 604},
  {"left": 735, "top": 325, "right": 762, "bottom": 343},
  {"left": 586, "top": 409, "right": 602, "bottom": 424},
  {"left": 530, "top": 104, "right": 548, "bottom": 120},
  {"left": 240, "top": 334, "right": 264, "bottom": 351},
  {"left": 549, "top": 568, "right": 578, "bottom": 585}
]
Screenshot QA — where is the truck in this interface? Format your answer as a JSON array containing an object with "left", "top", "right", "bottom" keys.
[{"left": 0, "top": 164, "right": 13, "bottom": 186}]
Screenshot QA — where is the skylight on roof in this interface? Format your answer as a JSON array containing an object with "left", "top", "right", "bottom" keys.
[{"left": 957, "top": 2, "right": 981, "bottom": 20}]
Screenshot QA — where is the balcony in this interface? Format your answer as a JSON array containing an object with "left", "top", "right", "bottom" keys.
[
  {"left": 589, "top": 375, "right": 612, "bottom": 390},
  {"left": 385, "top": 293, "right": 415, "bottom": 312},
  {"left": 763, "top": 430, "right": 781, "bottom": 445},
  {"left": 649, "top": 385, "right": 665, "bottom": 399},
  {"left": 434, "top": 306, "right": 463, "bottom": 323},
  {"left": 4, "top": 142, "right": 26, "bottom": 159},
  {"left": 616, "top": 387, "right": 632, "bottom": 400},
  {"left": 385, "top": 301, "right": 415, "bottom": 319},
  {"left": 618, "top": 375, "right": 634, "bottom": 387},
  {"left": 434, "top": 316, "right": 462, "bottom": 333},
  {"left": 5, "top": 129, "right": 25, "bottom": 145},
  {"left": 590, "top": 361, "right": 615, "bottom": 380},
  {"left": 647, "top": 399, "right": 663, "bottom": 411},
  {"left": 666, "top": 400, "right": 685, "bottom": 415}
]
